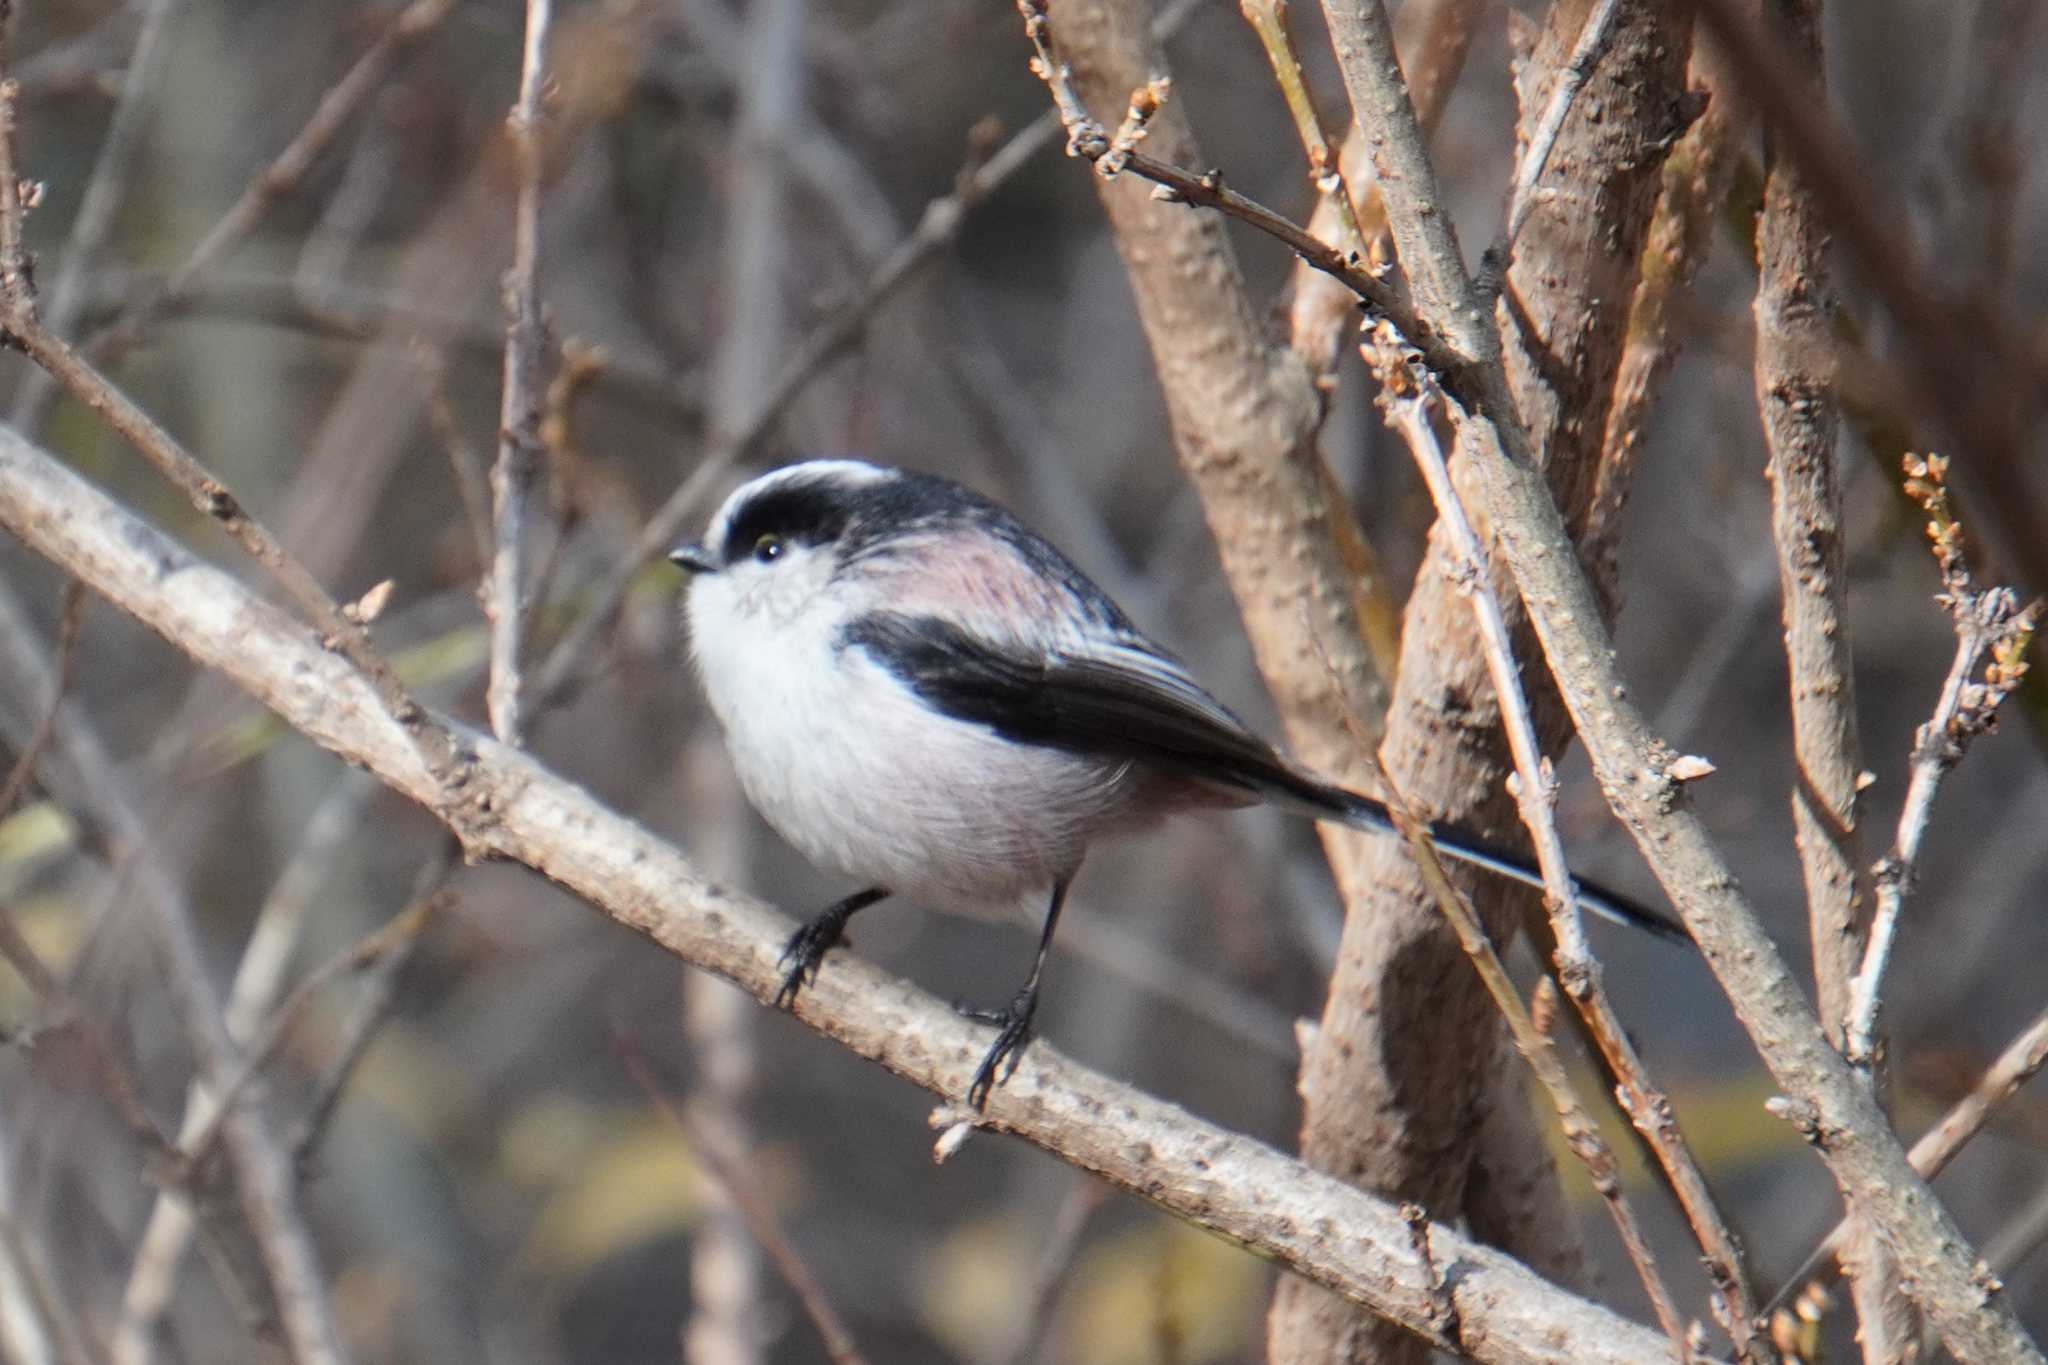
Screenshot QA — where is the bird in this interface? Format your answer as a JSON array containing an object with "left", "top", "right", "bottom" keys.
[{"left": 671, "top": 459, "right": 1681, "bottom": 1106}]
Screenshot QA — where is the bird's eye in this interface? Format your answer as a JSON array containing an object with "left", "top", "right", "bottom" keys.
[{"left": 752, "top": 533, "right": 785, "bottom": 564}]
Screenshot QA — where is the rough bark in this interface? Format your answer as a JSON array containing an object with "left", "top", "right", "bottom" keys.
[
  {"left": 1270, "top": 3, "right": 1698, "bottom": 1360},
  {"left": 0, "top": 420, "right": 1691, "bottom": 1365},
  {"left": 1047, "top": 0, "right": 1391, "bottom": 774},
  {"left": 1754, "top": 0, "right": 1902, "bottom": 1353}
]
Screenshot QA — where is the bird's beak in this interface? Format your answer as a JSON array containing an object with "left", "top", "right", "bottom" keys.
[{"left": 668, "top": 542, "right": 718, "bottom": 574}]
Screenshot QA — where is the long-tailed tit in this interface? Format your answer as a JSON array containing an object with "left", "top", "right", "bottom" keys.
[{"left": 672, "top": 459, "right": 1681, "bottom": 1107}]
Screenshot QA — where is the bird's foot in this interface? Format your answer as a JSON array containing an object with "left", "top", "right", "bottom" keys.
[
  {"left": 957, "top": 986, "right": 1039, "bottom": 1109},
  {"left": 775, "top": 913, "right": 849, "bottom": 1008}
]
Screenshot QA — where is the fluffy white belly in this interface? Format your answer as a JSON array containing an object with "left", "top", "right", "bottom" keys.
[{"left": 694, "top": 605, "right": 1131, "bottom": 911}]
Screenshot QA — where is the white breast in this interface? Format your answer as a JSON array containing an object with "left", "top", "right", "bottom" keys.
[{"left": 688, "top": 558, "right": 1133, "bottom": 912}]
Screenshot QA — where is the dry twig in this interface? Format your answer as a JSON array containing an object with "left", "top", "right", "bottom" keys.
[
  {"left": 1770, "top": 998, "right": 2048, "bottom": 1317},
  {"left": 8, "top": 0, "right": 179, "bottom": 434},
  {"left": 1844, "top": 455, "right": 2039, "bottom": 1064},
  {"left": 0, "top": 581, "right": 85, "bottom": 822},
  {"left": 290, "top": 845, "right": 457, "bottom": 1166},
  {"left": 1314, "top": 0, "right": 2039, "bottom": 1354},
  {"left": 618, "top": 1035, "right": 872, "bottom": 1365},
  {"left": 486, "top": 0, "right": 556, "bottom": 746},
  {"left": 1367, "top": 335, "right": 1760, "bottom": 1355},
  {"left": 0, "top": 418, "right": 1687, "bottom": 1365},
  {"left": 83, "top": 0, "right": 459, "bottom": 364}
]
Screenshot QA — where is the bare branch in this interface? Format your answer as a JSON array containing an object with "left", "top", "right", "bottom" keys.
[
  {"left": 1771, "top": 998, "right": 2048, "bottom": 1318},
  {"left": 485, "top": 0, "right": 556, "bottom": 746},
  {"left": 1314, "top": 0, "right": 2041, "bottom": 1354},
  {"left": 0, "top": 420, "right": 1689, "bottom": 1365},
  {"left": 82, "top": 0, "right": 459, "bottom": 364},
  {"left": 1370, "top": 339, "right": 1762, "bottom": 1355},
  {"left": 1748, "top": 0, "right": 1896, "bottom": 1348},
  {"left": 619, "top": 1035, "right": 872, "bottom": 1365},
  {"left": 8, "top": 0, "right": 180, "bottom": 434},
  {"left": 1845, "top": 456, "right": 2038, "bottom": 1063},
  {"left": 1494, "top": 0, "right": 1626, "bottom": 267}
]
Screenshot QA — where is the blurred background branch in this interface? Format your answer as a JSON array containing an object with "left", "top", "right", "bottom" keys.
[{"left": 0, "top": 0, "right": 2042, "bottom": 1359}]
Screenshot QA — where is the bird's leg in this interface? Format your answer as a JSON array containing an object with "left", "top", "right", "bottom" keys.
[
  {"left": 776, "top": 887, "right": 890, "bottom": 1007},
  {"left": 960, "top": 879, "right": 1071, "bottom": 1108}
]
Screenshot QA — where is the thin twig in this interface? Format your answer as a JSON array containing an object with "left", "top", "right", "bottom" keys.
[
  {"left": 486, "top": 0, "right": 555, "bottom": 746},
  {"left": 290, "top": 844, "right": 456, "bottom": 1166},
  {"left": 1312, "top": 0, "right": 2040, "bottom": 1355},
  {"left": 110, "top": 772, "right": 382, "bottom": 1365},
  {"left": 9, "top": 5, "right": 133, "bottom": 101},
  {"left": 1845, "top": 456, "right": 2038, "bottom": 1063},
  {"left": 9, "top": 0, "right": 180, "bottom": 435},
  {"left": 1368, "top": 340, "right": 1760, "bottom": 1356},
  {"left": 525, "top": 116, "right": 1050, "bottom": 719},
  {"left": 0, "top": 57, "right": 28, "bottom": 305},
  {"left": 1238, "top": 0, "right": 1367, "bottom": 261},
  {"left": 1768, "top": 997, "right": 2048, "bottom": 1317},
  {"left": 78, "top": 264, "right": 708, "bottom": 431},
  {"left": 0, "top": 581, "right": 86, "bottom": 822},
  {"left": 995, "top": 1175, "right": 1108, "bottom": 1365},
  {"left": 1492, "top": 0, "right": 1625, "bottom": 269},
  {"left": 617, "top": 1035, "right": 873, "bottom": 1365},
  {"left": 82, "top": 0, "right": 459, "bottom": 365},
  {"left": 0, "top": 1180, "right": 94, "bottom": 1365},
  {"left": 1297, "top": 610, "right": 1689, "bottom": 1357},
  {"left": 0, "top": 416, "right": 1690, "bottom": 1365},
  {"left": 182, "top": 888, "right": 451, "bottom": 1168},
  {"left": 411, "top": 340, "right": 496, "bottom": 571}
]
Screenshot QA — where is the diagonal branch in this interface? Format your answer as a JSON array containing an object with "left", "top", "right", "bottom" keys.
[
  {"left": 0, "top": 419, "right": 1691, "bottom": 1365},
  {"left": 1373, "top": 345, "right": 1761, "bottom": 1355},
  {"left": 1313, "top": 0, "right": 2042, "bottom": 1356}
]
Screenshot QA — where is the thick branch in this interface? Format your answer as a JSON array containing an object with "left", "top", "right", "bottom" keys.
[
  {"left": 1751, "top": 0, "right": 1895, "bottom": 1350},
  {"left": 1317, "top": 0, "right": 2041, "bottom": 1356},
  {"left": 1282, "top": 1, "right": 1697, "bottom": 1357},
  {"left": 0, "top": 421, "right": 1686, "bottom": 1365}
]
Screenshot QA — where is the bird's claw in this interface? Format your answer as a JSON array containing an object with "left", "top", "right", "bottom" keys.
[
  {"left": 958, "top": 988, "right": 1039, "bottom": 1109},
  {"left": 774, "top": 918, "right": 845, "bottom": 1008}
]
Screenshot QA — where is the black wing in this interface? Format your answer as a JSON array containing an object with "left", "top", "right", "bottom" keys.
[
  {"left": 840, "top": 612, "right": 1326, "bottom": 804},
  {"left": 841, "top": 612, "right": 1690, "bottom": 943}
]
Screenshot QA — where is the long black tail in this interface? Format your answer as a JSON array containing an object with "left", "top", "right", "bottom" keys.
[{"left": 1272, "top": 775, "right": 1689, "bottom": 944}]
